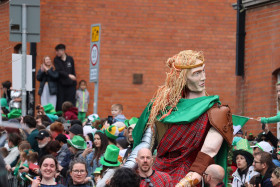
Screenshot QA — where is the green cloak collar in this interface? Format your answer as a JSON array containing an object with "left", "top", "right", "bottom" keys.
[{"left": 133, "top": 95, "right": 220, "bottom": 148}]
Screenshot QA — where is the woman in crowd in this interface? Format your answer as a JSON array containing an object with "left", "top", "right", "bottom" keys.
[
  {"left": 37, "top": 56, "right": 59, "bottom": 108},
  {"left": 82, "top": 131, "right": 108, "bottom": 176},
  {"left": 232, "top": 139, "right": 259, "bottom": 187},
  {"left": 31, "top": 155, "right": 64, "bottom": 187},
  {"left": 271, "top": 167, "right": 280, "bottom": 187},
  {"left": 122, "top": 124, "right": 136, "bottom": 163},
  {"left": 68, "top": 158, "right": 91, "bottom": 187}
]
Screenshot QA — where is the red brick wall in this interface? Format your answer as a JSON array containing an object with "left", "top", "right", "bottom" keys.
[
  {"left": 239, "top": 2, "right": 280, "bottom": 135},
  {"left": 1, "top": 0, "right": 237, "bottom": 119},
  {"left": 0, "top": 1, "right": 13, "bottom": 83}
]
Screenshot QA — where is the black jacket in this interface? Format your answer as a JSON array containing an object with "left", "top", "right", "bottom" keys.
[
  {"left": 37, "top": 67, "right": 59, "bottom": 96},
  {"left": 54, "top": 55, "right": 77, "bottom": 86}
]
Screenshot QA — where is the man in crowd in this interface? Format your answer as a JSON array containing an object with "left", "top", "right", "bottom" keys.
[
  {"left": 69, "top": 124, "right": 83, "bottom": 139},
  {"left": 253, "top": 152, "right": 275, "bottom": 187},
  {"left": 136, "top": 148, "right": 173, "bottom": 187},
  {"left": 203, "top": 164, "right": 225, "bottom": 187},
  {"left": 251, "top": 141, "right": 273, "bottom": 156},
  {"left": 35, "top": 129, "right": 51, "bottom": 158},
  {"left": 23, "top": 115, "right": 39, "bottom": 152},
  {"left": 54, "top": 44, "right": 77, "bottom": 111}
]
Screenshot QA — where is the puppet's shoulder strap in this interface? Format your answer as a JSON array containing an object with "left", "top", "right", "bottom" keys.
[{"left": 207, "top": 104, "right": 233, "bottom": 146}]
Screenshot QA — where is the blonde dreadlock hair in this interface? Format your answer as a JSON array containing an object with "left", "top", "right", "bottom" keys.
[{"left": 148, "top": 50, "right": 205, "bottom": 127}]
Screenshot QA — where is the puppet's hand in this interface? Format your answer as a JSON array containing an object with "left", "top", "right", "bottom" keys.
[{"left": 175, "top": 172, "right": 201, "bottom": 187}]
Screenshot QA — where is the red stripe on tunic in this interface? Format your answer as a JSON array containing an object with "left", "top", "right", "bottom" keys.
[
  {"left": 140, "top": 170, "right": 173, "bottom": 187},
  {"left": 153, "top": 112, "right": 210, "bottom": 185}
]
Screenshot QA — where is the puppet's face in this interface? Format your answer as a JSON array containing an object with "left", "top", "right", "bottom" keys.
[{"left": 186, "top": 62, "right": 206, "bottom": 93}]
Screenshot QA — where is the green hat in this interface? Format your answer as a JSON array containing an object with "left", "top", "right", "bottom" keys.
[
  {"left": 124, "top": 117, "right": 138, "bottom": 127},
  {"left": 88, "top": 114, "right": 100, "bottom": 122},
  {"left": 67, "top": 135, "right": 87, "bottom": 150},
  {"left": 93, "top": 167, "right": 103, "bottom": 175},
  {"left": 233, "top": 139, "right": 254, "bottom": 165},
  {"left": 46, "top": 114, "right": 58, "bottom": 123},
  {"left": 232, "top": 137, "right": 243, "bottom": 147},
  {"left": 7, "top": 109, "right": 21, "bottom": 119},
  {"left": 100, "top": 144, "right": 121, "bottom": 167},
  {"left": 0, "top": 98, "right": 9, "bottom": 110},
  {"left": 43, "top": 104, "right": 56, "bottom": 114},
  {"left": 105, "top": 125, "right": 119, "bottom": 140}
]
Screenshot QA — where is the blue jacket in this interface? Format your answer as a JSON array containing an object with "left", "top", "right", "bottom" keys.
[{"left": 255, "top": 165, "right": 275, "bottom": 187}]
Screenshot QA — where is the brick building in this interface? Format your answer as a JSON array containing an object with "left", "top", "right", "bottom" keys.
[
  {"left": 2, "top": 0, "right": 279, "bottom": 136},
  {"left": 233, "top": 0, "right": 280, "bottom": 136}
]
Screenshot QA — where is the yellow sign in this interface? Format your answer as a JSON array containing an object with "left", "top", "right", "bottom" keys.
[{"left": 91, "top": 26, "right": 100, "bottom": 42}]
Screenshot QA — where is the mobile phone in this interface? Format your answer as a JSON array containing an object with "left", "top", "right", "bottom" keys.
[
  {"left": 107, "top": 116, "right": 113, "bottom": 125},
  {"left": 86, "top": 141, "right": 92, "bottom": 148},
  {"left": 245, "top": 131, "right": 247, "bottom": 136},
  {"left": 262, "top": 123, "right": 266, "bottom": 130},
  {"left": 36, "top": 105, "right": 41, "bottom": 110}
]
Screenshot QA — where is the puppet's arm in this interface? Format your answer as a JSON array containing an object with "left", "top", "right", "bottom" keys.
[{"left": 176, "top": 127, "right": 223, "bottom": 187}]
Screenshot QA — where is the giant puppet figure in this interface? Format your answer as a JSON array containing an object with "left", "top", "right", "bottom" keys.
[{"left": 132, "top": 50, "right": 233, "bottom": 186}]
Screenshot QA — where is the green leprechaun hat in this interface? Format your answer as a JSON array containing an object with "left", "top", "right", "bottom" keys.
[
  {"left": 43, "top": 103, "right": 56, "bottom": 114},
  {"left": 124, "top": 117, "right": 138, "bottom": 128},
  {"left": 105, "top": 125, "right": 120, "bottom": 140},
  {"left": 87, "top": 114, "right": 100, "bottom": 122},
  {"left": 7, "top": 109, "right": 21, "bottom": 119},
  {"left": 100, "top": 144, "right": 121, "bottom": 167},
  {"left": 67, "top": 135, "right": 87, "bottom": 150},
  {"left": 233, "top": 139, "right": 254, "bottom": 165}
]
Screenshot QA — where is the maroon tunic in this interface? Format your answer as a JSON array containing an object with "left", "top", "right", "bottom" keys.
[{"left": 153, "top": 112, "right": 210, "bottom": 185}]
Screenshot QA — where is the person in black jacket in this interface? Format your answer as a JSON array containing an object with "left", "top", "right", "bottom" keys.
[
  {"left": 54, "top": 44, "right": 77, "bottom": 111},
  {"left": 37, "top": 56, "right": 59, "bottom": 108}
]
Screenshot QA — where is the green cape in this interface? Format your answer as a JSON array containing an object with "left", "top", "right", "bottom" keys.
[
  {"left": 132, "top": 95, "right": 230, "bottom": 184},
  {"left": 133, "top": 95, "right": 221, "bottom": 147}
]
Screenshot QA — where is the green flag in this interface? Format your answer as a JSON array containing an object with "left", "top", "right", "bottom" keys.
[{"left": 232, "top": 115, "right": 249, "bottom": 135}]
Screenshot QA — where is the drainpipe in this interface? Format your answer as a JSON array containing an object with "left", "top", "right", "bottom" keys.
[
  {"left": 236, "top": 0, "right": 246, "bottom": 76},
  {"left": 29, "top": 42, "right": 37, "bottom": 116}
]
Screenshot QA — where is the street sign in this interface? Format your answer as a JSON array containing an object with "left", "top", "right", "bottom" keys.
[
  {"left": 9, "top": 0, "right": 40, "bottom": 42},
  {"left": 9, "top": 0, "right": 40, "bottom": 116},
  {"left": 89, "top": 24, "right": 101, "bottom": 114},
  {"left": 12, "top": 54, "right": 33, "bottom": 91},
  {"left": 89, "top": 24, "right": 101, "bottom": 82},
  {"left": 90, "top": 44, "right": 99, "bottom": 66},
  {"left": 91, "top": 26, "right": 100, "bottom": 42}
]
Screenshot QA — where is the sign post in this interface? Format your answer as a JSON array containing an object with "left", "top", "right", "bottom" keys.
[
  {"left": 10, "top": 0, "right": 40, "bottom": 116},
  {"left": 21, "top": 4, "right": 27, "bottom": 116},
  {"left": 89, "top": 24, "right": 101, "bottom": 114}
]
